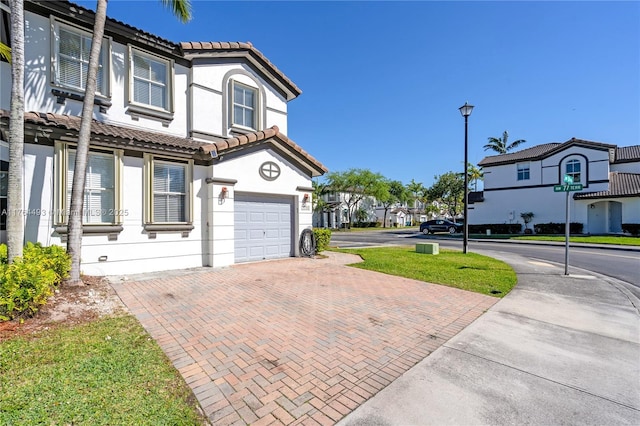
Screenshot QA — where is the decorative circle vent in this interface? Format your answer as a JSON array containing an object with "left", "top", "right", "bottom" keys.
[{"left": 259, "top": 161, "right": 281, "bottom": 181}]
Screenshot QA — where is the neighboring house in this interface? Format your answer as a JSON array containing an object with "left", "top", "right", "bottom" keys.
[
  {"left": 472, "top": 138, "right": 640, "bottom": 234},
  {"left": 314, "top": 192, "right": 377, "bottom": 228},
  {"left": 0, "top": 0, "right": 326, "bottom": 274}
]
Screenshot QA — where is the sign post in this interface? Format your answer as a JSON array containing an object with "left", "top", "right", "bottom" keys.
[{"left": 556, "top": 175, "right": 583, "bottom": 275}]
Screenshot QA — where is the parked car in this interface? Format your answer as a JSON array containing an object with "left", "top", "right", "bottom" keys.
[{"left": 419, "top": 219, "right": 462, "bottom": 235}]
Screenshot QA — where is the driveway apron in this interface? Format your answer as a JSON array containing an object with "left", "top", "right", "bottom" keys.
[{"left": 111, "top": 252, "right": 496, "bottom": 425}]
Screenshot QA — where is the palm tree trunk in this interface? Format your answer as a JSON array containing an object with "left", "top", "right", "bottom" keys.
[
  {"left": 7, "top": 0, "right": 24, "bottom": 262},
  {"left": 66, "top": 0, "right": 107, "bottom": 285}
]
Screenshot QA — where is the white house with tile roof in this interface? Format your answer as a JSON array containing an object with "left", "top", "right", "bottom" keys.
[
  {"left": 0, "top": 0, "right": 326, "bottom": 274},
  {"left": 470, "top": 139, "right": 640, "bottom": 234}
]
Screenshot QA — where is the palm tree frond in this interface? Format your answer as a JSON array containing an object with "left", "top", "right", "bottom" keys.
[
  {"left": 0, "top": 42, "right": 10, "bottom": 62},
  {"left": 160, "top": 0, "right": 192, "bottom": 23}
]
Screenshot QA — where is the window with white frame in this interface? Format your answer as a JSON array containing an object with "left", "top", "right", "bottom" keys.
[
  {"left": 232, "top": 82, "right": 257, "bottom": 129},
  {"left": 517, "top": 163, "right": 530, "bottom": 181},
  {"left": 52, "top": 20, "right": 109, "bottom": 95},
  {"left": 56, "top": 143, "right": 122, "bottom": 225},
  {"left": 131, "top": 49, "right": 172, "bottom": 111},
  {"left": 145, "top": 155, "right": 192, "bottom": 224},
  {"left": 566, "top": 159, "right": 581, "bottom": 183}
]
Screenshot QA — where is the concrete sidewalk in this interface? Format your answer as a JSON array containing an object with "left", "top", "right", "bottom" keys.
[{"left": 338, "top": 252, "right": 640, "bottom": 425}]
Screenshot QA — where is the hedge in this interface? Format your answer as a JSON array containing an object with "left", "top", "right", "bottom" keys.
[
  {"left": 352, "top": 221, "right": 380, "bottom": 228},
  {"left": 313, "top": 228, "right": 332, "bottom": 253},
  {"left": 0, "top": 243, "right": 71, "bottom": 321},
  {"left": 534, "top": 222, "right": 584, "bottom": 234},
  {"left": 622, "top": 223, "right": 640, "bottom": 236},
  {"left": 469, "top": 224, "right": 522, "bottom": 234}
]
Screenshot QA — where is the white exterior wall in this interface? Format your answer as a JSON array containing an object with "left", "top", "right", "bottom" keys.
[
  {"left": 612, "top": 162, "right": 640, "bottom": 174},
  {"left": 190, "top": 62, "right": 288, "bottom": 138},
  {"left": 20, "top": 12, "right": 189, "bottom": 137},
  {"left": 208, "top": 148, "right": 312, "bottom": 267},
  {"left": 474, "top": 145, "right": 640, "bottom": 233}
]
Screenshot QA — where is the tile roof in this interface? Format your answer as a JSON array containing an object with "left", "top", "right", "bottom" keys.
[
  {"left": 180, "top": 42, "right": 301, "bottom": 100},
  {"left": 615, "top": 145, "right": 640, "bottom": 163},
  {"left": 478, "top": 143, "right": 560, "bottom": 166},
  {"left": 574, "top": 173, "right": 640, "bottom": 199},
  {"left": 0, "top": 110, "right": 207, "bottom": 154},
  {"left": 199, "top": 126, "right": 328, "bottom": 176},
  {"left": 478, "top": 138, "right": 617, "bottom": 167}
]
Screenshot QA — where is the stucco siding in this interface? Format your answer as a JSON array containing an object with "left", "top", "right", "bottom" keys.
[{"left": 21, "top": 11, "right": 189, "bottom": 137}]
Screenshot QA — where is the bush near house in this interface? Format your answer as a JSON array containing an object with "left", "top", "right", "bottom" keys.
[
  {"left": 622, "top": 223, "right": 640, "bottom": 236},
  {"left": 313, "top": 228, "right": 332, "bottom": 252},
  {"left": 534, "top": 222, "right": 584, "bottom": 234},
  {"left": 0, "top": 243, "right": 71, "bottom": 321},
  {"left": 469, "top": 224, "right": 522, "bottom": 234},
  {"left": 353, "top": 221, "right": 380, "bottom": 228}
]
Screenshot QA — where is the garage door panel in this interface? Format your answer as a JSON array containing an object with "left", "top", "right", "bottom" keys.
[{"left": 235, "top": 194, "right": 293, "bottom": 263}]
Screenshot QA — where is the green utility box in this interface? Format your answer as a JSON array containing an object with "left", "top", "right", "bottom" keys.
[{"left": 416, "top": 243, "right": 439, "bottom": 255}]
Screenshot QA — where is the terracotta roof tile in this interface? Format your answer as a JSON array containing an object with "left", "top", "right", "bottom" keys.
[
  {"left": 478, "top": 138, "right": 618, "bottom": 167},
  {"left": 615, "top": 145, "right": 640, "bottom": 163},
  {"left": 180, "top": 41, "right": 301, "bottom": 99},
  {"left": 574, "top": 173, "right": 640, "bottom": 199},
  {"left": 199, "top": 127, "right": 327, "bottom": 176},
  {"left": 0, "top": 110, "right": 207, "bottom": 154}
]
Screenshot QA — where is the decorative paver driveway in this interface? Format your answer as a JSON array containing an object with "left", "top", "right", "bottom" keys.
[{"left": 111, "top": 252, "right": 496, "bottom": 425}]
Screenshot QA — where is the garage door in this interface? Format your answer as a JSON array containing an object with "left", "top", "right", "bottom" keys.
[{"left": 234, "top": 193, "right": 293, "bottom": 263}]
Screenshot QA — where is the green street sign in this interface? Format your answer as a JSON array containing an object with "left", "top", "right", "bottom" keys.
[
  {"left": 554, "top": 184, "right": 583, "bottom": 192},
  {"left": 563, "top": 174, "right": 574, "bottom": 184}
]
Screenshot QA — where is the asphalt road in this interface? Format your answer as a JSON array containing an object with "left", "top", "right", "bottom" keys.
[{"left": 329, "top": 229, "right": 640, "bottom": 288}]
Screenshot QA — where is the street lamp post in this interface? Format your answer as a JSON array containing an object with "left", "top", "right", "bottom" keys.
[{"left": 459, "top": 102, "right": 474, "bottom": 254}]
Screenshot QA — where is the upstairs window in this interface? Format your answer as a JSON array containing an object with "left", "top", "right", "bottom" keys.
[
  {"left": 232, "top": 82, "right": 257, "bottom": 129},
  {"left": 517, "top": 163, "right": 530, "bottom": 181},
  {"left": 52, "top": 20, "right": 109, "bottom": 95},
  {"left": 566, "top": 159, "right": 581, "bottom": 183},
  {"left": 0, "top": 1, "right": 9, "bottom": 63},
  {"left": 130, "top": 49, "right": 172, "bottom": 111}
]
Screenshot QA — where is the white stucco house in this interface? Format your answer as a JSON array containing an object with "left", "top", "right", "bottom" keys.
[
  {"left": 471, "top": 138, "right": 640, "bottom": 234},
  {"left": 0, "top": 0, "right": 327, "bottom": 274}
]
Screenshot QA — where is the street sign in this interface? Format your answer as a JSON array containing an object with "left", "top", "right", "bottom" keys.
[
  {"left": 563, "top": 174, "right": 574, "bottom": 184},
  {"left": 554, "top": 184, "right": 583, "bottom": 192}
]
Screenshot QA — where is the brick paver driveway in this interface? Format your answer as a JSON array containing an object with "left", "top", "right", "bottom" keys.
[{"left": 111, "top": 252, "right": 496, "bottom": 425}]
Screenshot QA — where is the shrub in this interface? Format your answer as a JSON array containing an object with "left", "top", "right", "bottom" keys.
[
  {"left": 353, "top": 221, "right": 379, "bottom": 228},
  {"left": 469, "top": 224, "right": 522, "bottom": 234},
  {"left": 533, "top": 222, "right": 583, "bottom": 234},
  {"left": 0, "top": 243, "right": 71, "bottom": 321},
  {"left": 313, "top": 228, "right": 332, "bottom": 253},
  {"left": 622, "top": 223, "right": 640, "bottom": 236}
]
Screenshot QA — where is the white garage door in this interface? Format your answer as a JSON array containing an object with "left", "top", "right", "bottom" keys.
[{"left": 234, "top": 193, "right": 293, "bottom": 263}]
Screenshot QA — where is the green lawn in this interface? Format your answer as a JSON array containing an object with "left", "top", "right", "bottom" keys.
[
  {"left": 335, "top": 246, "right": 517, "bottom": 297},
  {"left": 0, "top": 315, "right": 205, "bottom": 425},
  {"left": 511, "top": 235, "right": 640, "bottom": 246}
]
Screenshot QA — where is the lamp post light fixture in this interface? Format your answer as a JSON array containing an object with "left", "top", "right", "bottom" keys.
[{"left": 459, "top": 102, "right": 474, "bottom": 254}]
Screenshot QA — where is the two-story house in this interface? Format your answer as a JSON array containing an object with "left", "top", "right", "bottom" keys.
[
  {"left": 0, "top": 0, "right": 327, "bottom": 274},
  {"left": 471, "top": 138, "right": 640, "bottom": 234}
]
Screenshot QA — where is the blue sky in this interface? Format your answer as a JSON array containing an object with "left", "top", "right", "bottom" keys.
[{"left": 79, "top": 0, "right": 639, "bottom": 187}]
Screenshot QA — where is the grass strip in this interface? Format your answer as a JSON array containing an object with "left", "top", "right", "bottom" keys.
[
  {"left": 0, "top": 315, "right": 204, "bottom": 425},
  {"left": 512, "top": 235, "right": 640, "bottom": 246},
  {"left": 335, "top": 246, "right": 516, "bottom": 297}
]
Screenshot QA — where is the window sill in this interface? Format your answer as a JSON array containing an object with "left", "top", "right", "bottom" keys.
[
  {"left": 51, "top": 89, "right": 112, "bottom": 113},
  {"left": 144, "top": 223, "right": 194, "bottom": 238},
  {"left": 229, "top": 125, "right": 257, "bottom": 135},
  {"left": 54, "top": 224, "right": 123, "bottom": 241},
  {"left": 127, "top": 104, "right": 174, "bottom": 127}
]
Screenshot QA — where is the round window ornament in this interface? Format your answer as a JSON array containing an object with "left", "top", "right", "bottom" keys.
[{"left": 259, "top": 161, "right": 281, "bottom": 181}]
